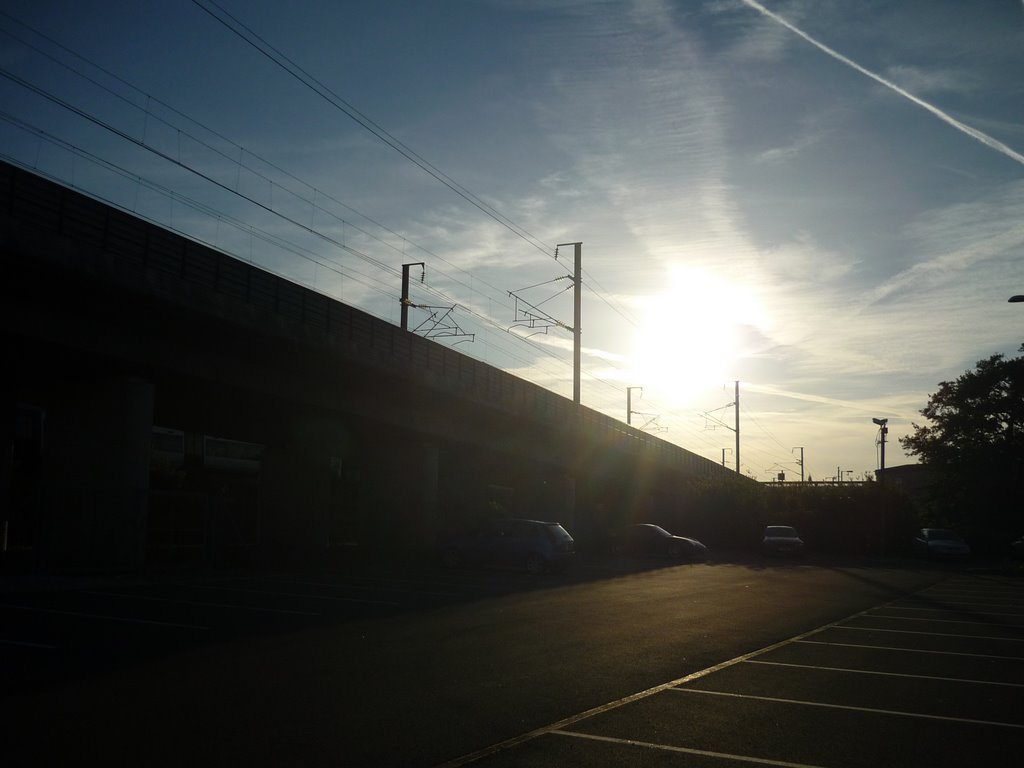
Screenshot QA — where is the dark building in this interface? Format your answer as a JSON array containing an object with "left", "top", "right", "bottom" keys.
[{"left": 1, "top": 161, "right": 747, "bottom": 573}]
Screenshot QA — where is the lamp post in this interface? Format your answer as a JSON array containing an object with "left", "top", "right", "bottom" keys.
[
  {"left": 872, "top": 417, "right": 888, "bottom": 483},
  {"left": 873, "top": 417, "right": 888, "bottom": 557},
  {"left": 1010, "top": 295, "right": 1024, "bottom": 303}
]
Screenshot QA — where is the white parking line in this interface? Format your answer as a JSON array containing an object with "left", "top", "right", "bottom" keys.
[
  {"left": 879, "top": 605, "right": 1024, "bottom": 619},
  {"left": 924, "top": 584, "right": 1024, "bottom": 593},
  {"left": 550, "top": 730, "right": 830, "bottom": 768},
  {"left": 864, "top": 612, "right": 1024, "bottom": 628},
  {"left": 435, "top": 607, "right": 876, "bottom": 767},
  {"left": 831, "top": 625, "right": 1024, "bottom": 642},
  {"left": 797, "top": 639, "right": 1024, "bottom": 660},
  {"left": 0, "top": 602, "right": 209, "bottom": 630},
  {"left": 897, "top": 598, "right": 1024, "bottom": 608},
  {"left": 670, "top": 688, "right": 1024, "bottom": 729},
  {"left": 84, "top": 590, "right": 322, "bottom": 616},
  {"left": 924, "top": 590, "right": 1024, "bottom": 598},
  {"left": 438, "top": 581, "right": 1020, "bottom": 767},
  {"left": 744, "top": 659, "right": 1024, "bottom": 687}
]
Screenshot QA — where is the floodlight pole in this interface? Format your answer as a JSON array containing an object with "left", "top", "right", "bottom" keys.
[
  {"left": 873, "top": 417, "right": 889, "bottom": 557},
  {"left": 873, "top": 418, "right": 888, "bottom": 485}
]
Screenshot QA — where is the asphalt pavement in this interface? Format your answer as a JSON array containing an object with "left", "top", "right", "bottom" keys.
[{"left": 2, "top": 556, "right": 1020, "bottom": 766}]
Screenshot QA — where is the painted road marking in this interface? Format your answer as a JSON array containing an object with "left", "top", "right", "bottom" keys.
[
  {"left": 550, "top": 730, "right": 830, "bottom": 768},
  {"left": 876, "top": 606, "right": 1024, "bottom": 618},
  {"left": 670, "top": 688, "right": 1024, "bottom": 729},
  {"left": 830, "top": 625, "right": 1024, "bottom": 642},
  {"left": 435, "top": 605, "right": 882, "bottom": 767},
  {"left": 863, "top": 613, "right": 1023, "bottom": 627},
  {"left": 438, "top": 578, "right": 1021, "bottom": 766},
  {"left": 796, "top": 639, "right": 1024, "bottom": 660},
  {"left": 744, "top": 659, "right": 1024, "bottom": 687},
  {"left": 895, "top": 598, "right": 1024, "bottom": 608}
]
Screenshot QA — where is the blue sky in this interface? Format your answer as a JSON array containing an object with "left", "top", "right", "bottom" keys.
[{"left": 2, "top": 0, "right": 1022, "bottom": 482}]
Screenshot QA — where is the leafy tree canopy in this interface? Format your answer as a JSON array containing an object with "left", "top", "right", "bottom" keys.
[{"left": 900, "top": 344, "right": 1024, "bottom": 540}]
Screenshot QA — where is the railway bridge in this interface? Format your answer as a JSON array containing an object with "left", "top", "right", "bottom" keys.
[{"left": 0, "top": 161, "right": 745, "bottom": 571}]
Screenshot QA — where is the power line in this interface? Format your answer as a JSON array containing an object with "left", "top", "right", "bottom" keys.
[
  {"left": 0, "top": 44, "right": 583, "bottom": 399},
  {"left": 0, "top": 11, "right": 747, "bottom": 466},
  {"left": 190, "top": 0, "right": 555, "bottom": 259},
  {"left": 0, "top": 13, "right": 539, "bottom": 335},
  {"left": 1, "top": 7, "right": 660, "bottom": 408}
]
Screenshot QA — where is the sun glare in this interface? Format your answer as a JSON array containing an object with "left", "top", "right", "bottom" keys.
[{"left": 630, "top": 267, "right": 763, "bottom": 406}]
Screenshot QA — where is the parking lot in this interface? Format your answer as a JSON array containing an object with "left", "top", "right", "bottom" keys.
[
  {"left": 449, "top": 571, "right": 1024, "bottom": 767},
  {"left": 2, "top": 560, "right": 1019, "bottom": 766},
  {"left": 0, "top": 563, "right": 543, "bottom": 692}
]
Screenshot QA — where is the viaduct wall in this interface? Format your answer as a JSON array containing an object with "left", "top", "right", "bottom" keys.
[{"left": 0, "top": 161, "right": 745, "bottom": 571}]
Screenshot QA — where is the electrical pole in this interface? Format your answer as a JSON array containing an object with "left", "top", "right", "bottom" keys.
[
  {"left": 734, "top": 380, "right": 740, "bottom": 473},
  {"left": 555, "top": 242, "right": 582, "bottom": 405},
  {"left": 702, "top": 383, "right": 740, "bottom": 472},
  {"left": 722, "top": 448, "right": 732, "bottom": 467},
  {"left": 572, "top": 243, "right": 582, "bottom": 406},
  {"left": 626, "top": 386, "right": 642, "bottom": 426},
  {"left": 400, "top": 262, "right": 425, "bottom": 331},
  {"left": 792, "top": 447, "right": 804, "bottom": 483}
]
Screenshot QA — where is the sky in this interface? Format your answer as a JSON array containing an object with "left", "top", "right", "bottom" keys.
[{"left": 1, "top": 0, "right": 1022, "bottom": 483}]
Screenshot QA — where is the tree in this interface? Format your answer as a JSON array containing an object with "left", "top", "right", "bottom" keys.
[{"left": 900, "top": 344, "right": 1024, "bottom": 548}]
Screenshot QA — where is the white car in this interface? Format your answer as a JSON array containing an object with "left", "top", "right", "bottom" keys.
[{"left": 762, "top": 525, "right": 804, "bottom": 556}]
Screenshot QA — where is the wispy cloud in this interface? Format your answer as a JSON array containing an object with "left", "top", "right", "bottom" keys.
[
  {"left": 744, "top": 382, "right": 920, "bottom": 421},
  {"left": 739, "top": 0, "right": 1024, "bottom": 166}
]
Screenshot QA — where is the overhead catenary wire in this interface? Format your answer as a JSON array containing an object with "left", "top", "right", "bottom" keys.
[
  {"left": 0, "top": 9, "right": 651, "bottom": 395},
  {"left": 190, "top": 0, "right": 555, "bottom": 260},
  {"left": 0, "top": 62, "right": 583, "bottom": 401},
  {"left": 0, "top": 12, "right": 539, "bottom": 333},
  {"left": 0, "top": 12, "right": 794, "bottom": 475}
]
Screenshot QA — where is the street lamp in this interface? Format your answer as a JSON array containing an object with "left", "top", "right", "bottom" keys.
[
  {"left": 873, "top": 417, "right": 889, "bottom": 557},
  {"left": 1010, "top": 296, "right": 1024, "bottom": 303},
  {"left": 872, "top": 417, "right": 888, "bottom": 481}
]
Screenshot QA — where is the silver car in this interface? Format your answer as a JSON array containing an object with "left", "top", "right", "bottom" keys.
[{"left": 762, "top": 525, "right": 804, "bottom": 556}]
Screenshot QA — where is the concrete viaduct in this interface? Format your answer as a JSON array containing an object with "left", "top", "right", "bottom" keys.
[{"left": 0, "top": 160, "right": 744, "bottom": 572}]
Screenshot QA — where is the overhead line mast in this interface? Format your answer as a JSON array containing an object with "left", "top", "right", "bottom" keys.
[{"left": 556, "top": 242, "right": 583, "bottom": 406}]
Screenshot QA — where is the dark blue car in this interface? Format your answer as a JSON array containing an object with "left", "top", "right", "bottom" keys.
[{"left": 438, "top": 518, "right": 575, "bottom": 574}]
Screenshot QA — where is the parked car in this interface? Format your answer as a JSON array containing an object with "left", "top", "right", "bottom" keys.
[
  {"left": 762, "top": 525, "right": 804, "bottom": 556},
  {"left": 437, "top": 518, "right": 575, "bottom": 574},
  {"left": 1012, "top": 536, "right": 1024, "bottom": 560},
  {"left": 912, "top": 528, "right": 971, "bottom": 560},
  {"left": 611, "top": 524, "right": 708, "bottom": 561}
]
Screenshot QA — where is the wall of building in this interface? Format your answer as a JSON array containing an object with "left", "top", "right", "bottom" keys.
[{"left": 0, "top": 161, "right": 752, "bottom": 572}]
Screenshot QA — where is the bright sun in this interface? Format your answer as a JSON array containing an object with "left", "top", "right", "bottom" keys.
[{"left": 630, "top": 267, "right": 763, "bottom": 406}]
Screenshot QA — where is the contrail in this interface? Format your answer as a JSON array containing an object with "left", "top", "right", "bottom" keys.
[
  {"left": 743, "top": 382, "right": 917, "bottom": 420},
  {"left": 740, "top": 0, "right": 1024, "bottom": 166}
]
